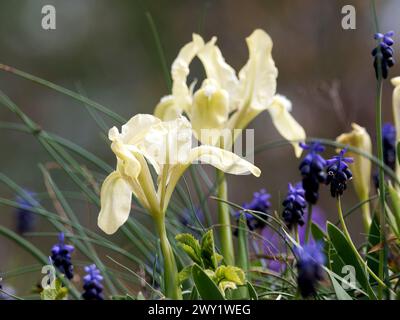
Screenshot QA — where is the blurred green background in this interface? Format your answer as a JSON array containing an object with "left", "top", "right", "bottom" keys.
[{"left": 1, "top": 0, "right": 400, "bottom": 296}]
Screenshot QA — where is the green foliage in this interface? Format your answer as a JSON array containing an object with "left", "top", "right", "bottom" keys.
[
  {"left": 176, "top": 230, "right": 246, "bottom": 298},
  {"left": 176, "top": 230, "right": 223, "bottom": 271},
  {"left": 176, "top": 233, "right": 202, "bottom": 266},
  {"left": 326, "top": 269, "right": 353, "bottom": 300},
  {"left": 213, "top": 265, "right": 246, "bottom": 293},
  {"left": 327, "top": 222, "right": 375, "bottom": 298},
  {"left": 200, "top": 230, "right": 223, "bottom": 270},
  {"left": 191, "top": 264, "right": 225, "bottom": 300},
  {"left": 40, "top": 279, "right": 68, "bottom": 300}
]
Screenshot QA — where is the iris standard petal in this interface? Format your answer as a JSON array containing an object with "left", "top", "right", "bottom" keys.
[
  {"left": 197, "top": 37, "right": 239, "bottom": 110},
  {"left": 171, "top": 34, "right": 205, "bottom": 112},
  {"left": 238, "top": 29, "right": 278, "bottom": 111}
]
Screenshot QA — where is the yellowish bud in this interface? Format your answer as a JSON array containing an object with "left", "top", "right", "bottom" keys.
[{"left": 336, "top": 123, "right": 372, "bottom": 231}]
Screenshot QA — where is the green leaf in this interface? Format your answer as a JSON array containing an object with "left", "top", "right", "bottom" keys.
[
  {"left": 200, "top": 229, "right": 221, "bottom": 270},
  {"left": 387, "top": 182, "right": 400, "bottom": 236},
  {"left": 215, "top": 265, "right": 245, "bottom": 286},
  {"left": 366, "top": 214, "right": 380, "bottom": 277},
  {"left": 40, "top": 278, "right": 68, "bottom": 300},
  {"left": 0, "top": 65, "right": 126, "bottom": 123},
  {"left": 247, "top": 282, "right": 258, "bottom": 300},
  {"left": 192, "top": 264, "right": 225, "bottom": 300},
  {"left": 397, "top": 141, "right": 400, "bottom": 166},
  {"left": 327, "top": 222, "right": 374, "bottom": 298},
  {"left": 326, "top": 269, "right": 353, "bottom": 300},
  {"left": 189, "top": 286, "right": 199, "bottom": 300},
  {"left": 178, "top": 265, "right": 193, "bottom": 283},
  {"left": 111, "top": 294, "right": 136, "bottom": 300},
  {"left": 176, "top": 233, "right": 202, "bottom": 265},
  {"left": 237, "top": 212, "right": 249, "bottom": 271},
  {"left": 218, "top": 281, "right": 238, "bottom": 293},
  {"left": 311, "top": 223, "right": 326, "bottom": 242}
]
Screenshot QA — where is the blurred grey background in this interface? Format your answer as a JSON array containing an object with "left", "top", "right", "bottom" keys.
[{"left": 1, "top": 0, "right": 400, "bottom": 295}]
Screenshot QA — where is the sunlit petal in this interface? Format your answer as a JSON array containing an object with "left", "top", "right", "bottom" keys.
[
  {"left": 197, "top": 37, "right": 239, "bottom": 110},
  {"left": 154, "top": 95, "right": 182, "bottom": 121},
  {"left": 98, "top": 171, "right": 133, "bottom": 234},
  {"left": 189, "top": 79, "right": 230, "bottom": 144},
  {"left": 392, "top": 77, "right": 400, "bottom": 147},
  {"left": 171, "top": 34, "right": 205, "bottom": 112},
  {"left": 188, "top": 145, "right": 261, "bottom": 177},
  {"left": 238, "top": 29, "right": 278, "bottom": 111},
  {"left": 336, "top": 123, "right": 372, "bottom": 204},
  {"left": 267, "top": 95, "right": 306, "bottom": 157}
]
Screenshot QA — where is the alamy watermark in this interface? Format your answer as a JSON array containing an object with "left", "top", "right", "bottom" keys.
[
  {"left": 41, "top": 5, "right": 56, "bottom": 30},
  {"left": 341, "top": 5, "right": 356, "bottom": 30}
]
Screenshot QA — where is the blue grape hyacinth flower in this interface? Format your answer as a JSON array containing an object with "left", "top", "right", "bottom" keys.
[
  {"left": 263, "top": 207, "right": 326, "bottom": 273},
  {"left": 50, "top": 233, "right": 74, "bottom": 280},
  {"left": 372, "top": 31, "right": 395, "bottom": 79},
  {"left": 82, "top": 264, "right": 104, "bottom": 300},
  {"left": 15, "top": 190, "right": 38, "bottom": 234},
  {"left": 299, "top": 142, "right": 327, "bottom": 204},
  {"left": 374, "top": 123, "right": 396, "bottom": 188},
  {"left": 295, "top": 242, "right": 325, "bottom": 298},
  {"left": 282, "top": 183, "right": 307, "bottom": 229},
  {"left": 234, "top": 189, "right": 271, "bottom": 235},
  {"left": 325, "top": 148, "right": 353, "bottom": 198},
  {"left": 382, "top": 123, "right": 397, "bottom": 170}
]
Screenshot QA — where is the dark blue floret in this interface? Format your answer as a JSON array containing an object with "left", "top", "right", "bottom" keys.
[
  {"left": 295, "top": 242, "right": 325, "bottom": 298},
  {"left": 51, "top": 233, "right": 74, "bottom": 280},
  {"left": 325, "top": 149, "right": 353, "bottom": 198},
  {"left": 234, "top": 189, "right": 271, "bottom": 235},
  {"left": 282, "top": 183, "right": 307, "bottom": 229},
  {"left": 15, "top": 190, "right": 38, "bottom": 234},
  {"left": 372, "top": 31, "right": 395, "bottom": 79},
  {"left": 82, "top": 264, "right": 104, "bottom": 300},
  {"left": 382, "top": 123, "right": 397, "bottom": 170},
  {"left": 374, "top": 123, "right": 396, "bottom": 188},
  {"left": 299, "top": 142, "right": 327, "bottom": 204}
]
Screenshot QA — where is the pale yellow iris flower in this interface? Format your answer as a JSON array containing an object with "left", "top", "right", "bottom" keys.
[
  {"left": 154, "top": 29, "right": 306, "bottom": 157},
  {"left": 336, "top": 123, "right": 372, "bottom": 231},
  {"left": 98, "top": 114, "right": 261, "bottom": 234}
]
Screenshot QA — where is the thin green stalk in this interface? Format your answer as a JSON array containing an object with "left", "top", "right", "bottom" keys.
[
  {"left": 146, "top": 12, "right": 171, "bottom": 92},
  {"left": 154, "top": 215, "right": 182, "bottom": 299},
  {"left": 337, "top": 197, "right": 387, "bottom": 290},
  {"left": 237, "top": 212, "right": 249, "bottom": 271},
  {"left": 375, "top": 75, "right": 387, "bottom": 300},
  {"left": 216, "top": 169, "right": 235, "bottom": 265},
  {"left": 305, "top": 203, "right": 313, "bottom": 243},
  {"left": 0, "top": 64, "right": 126, "bottom": 124}
]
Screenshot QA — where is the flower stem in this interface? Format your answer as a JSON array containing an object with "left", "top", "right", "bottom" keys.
[
  {"left": 216, "top": 169, "right": 235, "bottom": 265},
  {"left": 305, "top": 203, "right": 313, "bottom": 243},
  {"left": 375, "top": 74, "right": 388, "bottom": 299},
  {"left": 155, "top": 215, "right": 182, "bottom": 300},
  {"left": 337, "top": 197, "right": 387, "bottom": 291}
]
